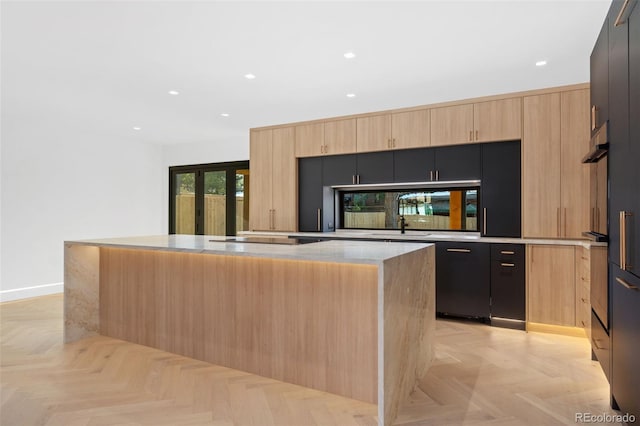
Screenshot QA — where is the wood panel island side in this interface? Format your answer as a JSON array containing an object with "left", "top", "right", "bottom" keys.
[{"left": 64, "top": 235, "right": 435, "bottom": 425}]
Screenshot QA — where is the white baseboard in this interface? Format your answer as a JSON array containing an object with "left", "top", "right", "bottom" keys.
[{"left": 0, "top": 282, "right": 64, "bottom": 303}]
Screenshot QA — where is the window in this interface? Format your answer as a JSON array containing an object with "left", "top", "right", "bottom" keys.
[
  {"left": 169, "top": 161, "right": 249, "bottom": 236},
  {"left": 340, "top": 187, "right": 478, "bottom": 232}
]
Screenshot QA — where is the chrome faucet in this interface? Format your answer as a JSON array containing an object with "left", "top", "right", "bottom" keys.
[{"left": 399, "top": 215, "right": 410, "bottom": 234}]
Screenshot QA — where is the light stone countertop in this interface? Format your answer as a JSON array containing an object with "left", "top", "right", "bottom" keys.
[
  {"left": 64, "top": 234, "right": 432, "bottom": 265},
  {"left": 239, "top": 230, "right": 608, "bottom": 249}
]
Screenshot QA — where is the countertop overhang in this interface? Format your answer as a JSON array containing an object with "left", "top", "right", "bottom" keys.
[{"left": 65, "top": 234, "right": 432, "bottom": 265}]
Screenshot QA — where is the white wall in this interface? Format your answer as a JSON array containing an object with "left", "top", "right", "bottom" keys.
[{"left": 0, "top": 124, "right": 165, "bottom": 302}]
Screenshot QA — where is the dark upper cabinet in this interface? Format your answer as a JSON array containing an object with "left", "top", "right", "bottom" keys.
[
  {"left": 322, "top": 154, "right": 357, "bottom": 186},
  {"left": 392, "top": 144, "right": 481, "bottom": 183},
  {"left": 628, "top": 2, "right": 640, "bottom": 278},
  {"left": 436, "top": 242, "right": 490, "bottom": 318},
  {"left": 591, "top": 17, "right": 609, "bottom": 134},
  {"left": 298, "top": 157, "right": 323, "bottom": 232},
  {"left": 433, "top": 144, "right": 481, "bottom": 181},
  {"left": 393, "top": 148, "right": 434, "bottom": 182},
  {"left": 608, "top": 0, "right": 632, "bottom": 269},
  {"left": 481, "top": 141, "right": 521, "bottom": 237},
  {"left": 356, "top": 151, "right": 394, "bottom": 184},
  {"left": 490, "top": 244, "right": 525, "bottom": 324}
]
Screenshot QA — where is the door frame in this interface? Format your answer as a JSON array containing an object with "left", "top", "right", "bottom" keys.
[{"left": 169, "top": 161, "right": 249, "bottom": 235}]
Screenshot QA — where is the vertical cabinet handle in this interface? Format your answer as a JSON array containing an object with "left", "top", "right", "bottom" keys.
[
  {"left": 430, "top": 170, "right": 434, "bottom": 181},
  {"left": 564, "top": 208, "right": 567, "bottom": 237},
  {"left": 435, "top": 170, "right": 439, "bottom": 181},
  {"left": 320, "top": 145, "right": 324, "bottom": 154},
  {"left": 475, "top": 130, "right": 479, "bottom": 141},
  {"left": 392, "top": 138, "right": 396, "bottom": 147},
  {"left": 352, "top": 175, "right": 356, "bottom": 185},
  {"left": 620, "top": 211, "right": 633, "bottom": 270},
  {"left": 591, "top": 207, "right": 595, "bottom": 231},
  {"left": 317, "top": 208, "right": 322, "bottom": 231},
  {"left": 557, "top": 207, "right": 562, "bottom": 237},
  {"left": 483, "top": 207, "right": 487, "bottom": 235},
  {"left": 469, "top": 130, "right": 473, "bottom": 141},
  {"left": 356, "top": 175, "right": 360, "bottom": 184},
  {"left": 596, "top": 207, "right": 600, "bottom": 232},
  {"left": 591, "top": 105, "right": 597, "bottom": 130}
]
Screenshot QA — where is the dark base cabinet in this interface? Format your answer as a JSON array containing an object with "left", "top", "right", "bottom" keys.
[
  {"left": 436, "top": 242, "right": 490, "bottom": 319},
  {"left": 591, "top": 308, "right": 611, "bottom": 383},
  {"left": 489, "top": 244, "right": 525, "bottom": 330},
  {"left": 610, "top": 268, "right": 640, "bottom": 420}
]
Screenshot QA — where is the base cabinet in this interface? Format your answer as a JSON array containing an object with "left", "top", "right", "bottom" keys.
[
  {"left": 610, "top": 268, "right": 640, "bottom": 419},
  {"left": 490, "top": 244, "right": 525, "bottom": 328},
  {"left": 527, "top": 245, "right": 576, "bottom": 326},
  {"left": 436, "top": 242, "right": 490, "bottom": 318}
]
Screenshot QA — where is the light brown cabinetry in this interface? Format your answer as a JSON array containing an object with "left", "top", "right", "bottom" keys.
[
  {"left": 295, "top": 119, "right": 357, "bottom": 157},
  {"left": 527, "top": 245, "right": 576, "bottom": 326},
  {"left": 522, "top": 89, "right": 590, "bottom": 238},
  {"left": 249, "top": 127, "right": 297, "bottom": 231},
  {"left": 575, "top": 247, "right": 592, "bottom": 334},
  {"left": 430, "top": 98, "right": 521, "bottom": 146},
  {"left": 355, "top": 110, "right": 430, "bottom": 153}
]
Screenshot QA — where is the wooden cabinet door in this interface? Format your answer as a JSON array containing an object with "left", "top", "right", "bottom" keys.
[
  {"left": 356, "top": 115, "right": 391, "bottom": 153},
  {"left": 591, "top": 18, "right": 609, "bottom": 135},
  {"left": 527, "top": 245, "right": 576, "bottom": 326},
  {"left": 473, "top": 98, "right": 522, "bottom": 142},
  {"left": 324, "top": 119, "right": 356, "bottom": 155},
  {"left": 271, "top": 127, "right": 297, "bottom": 231},
  {"left": 522, "top": 93, "right": 561, "bottom": 238},
  {"left": 430, "top": 104, "right": 474, "bottom": 146},
  {"left": 391, "top": 109, "right": 430, "bottom": 149},
  {"left": 295, "top": 123, "right": 324, "bottom": 158},
  {"left": 249, "top": 129, "right": 273, "bottom": 231},
  {"left": 560, "top": 89, "right": 591, "bottom": 238}
]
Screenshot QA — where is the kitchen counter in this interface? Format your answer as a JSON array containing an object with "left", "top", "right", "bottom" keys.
[
  {"left": 64, "top": 235, "right": 435, "bottom": 426},
  {"left": 239, "top": 230, "right": 608, "bottom": 249}
]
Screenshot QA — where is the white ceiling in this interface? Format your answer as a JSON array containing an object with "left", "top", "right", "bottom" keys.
[{"left": 1, "top": 0, "right": 611, "bottom": 148}]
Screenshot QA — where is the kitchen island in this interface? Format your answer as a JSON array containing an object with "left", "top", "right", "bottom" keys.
[{"left": 64, "top": 235, "right": 435, "bottom": 426}]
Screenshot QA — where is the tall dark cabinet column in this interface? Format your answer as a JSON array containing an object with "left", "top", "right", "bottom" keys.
[
  {"left": 596, "top": 0, "right": 640, "bottom": 418},
  {"left": 298, "top": 157, "right": 323, "bottom": 232}
]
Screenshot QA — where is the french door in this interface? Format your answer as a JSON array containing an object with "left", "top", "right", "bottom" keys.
[{"left": 169, "top": 161, "right": 249, "bottom": 236}]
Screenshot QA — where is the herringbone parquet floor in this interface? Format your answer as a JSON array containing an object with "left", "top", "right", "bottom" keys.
[{"left": 0, "top": 295, "right": 622, "bottom": 425}]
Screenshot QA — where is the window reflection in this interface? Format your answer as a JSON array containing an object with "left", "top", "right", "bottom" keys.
[{"left": 341, "top": 188, "right": 478, "bottom": 231}]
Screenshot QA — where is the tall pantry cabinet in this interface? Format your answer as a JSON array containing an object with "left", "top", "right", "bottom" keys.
[
  {"left": 590, "top": 0, "right": 640, "bottom": 418},
  {"left": 522, "top": 89, "right": 591, "bottom": 239},
  {"left": 249, "top": 128, "right": 297, "bottom": 231}
]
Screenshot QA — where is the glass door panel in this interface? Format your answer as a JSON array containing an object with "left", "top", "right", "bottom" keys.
[
  {"left": 236, "top": 169, "right": 249, "bottom": 233},
  {"left": 204, "top": 171, "right": 226, "bottom": 236},
  {"left": 175, "top": 172, "right": 195, "bottom": 234}
]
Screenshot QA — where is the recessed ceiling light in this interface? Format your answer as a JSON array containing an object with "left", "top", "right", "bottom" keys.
[
  {"left": 221, "top": 113, "right": 230, "bottom": 117},
  {"left": 133, "top": 126, "right": 142, "bottom": 131},
  {"left": 244, "top": 73, "right": 256, "bottom": 80},
  {"left": 535, "top": 60, "right": 547, "bottom": 67},
  {"left": 344, "top": 52, "right": 356, "bottom": 59},
  {"left": 346, "top": 93, "right": 356, "bottom": 98},
  {"left": 168, "top": 90, "right": 180, "bottom": 95}
]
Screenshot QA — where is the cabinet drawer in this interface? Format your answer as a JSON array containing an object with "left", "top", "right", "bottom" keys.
[{"left": 490, "top": 243, "right": 524, "bottom": 263}]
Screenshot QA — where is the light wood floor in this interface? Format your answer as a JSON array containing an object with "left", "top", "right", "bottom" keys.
[{"left": 0, "top": 295, "right": 621, "bottom": 425}]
